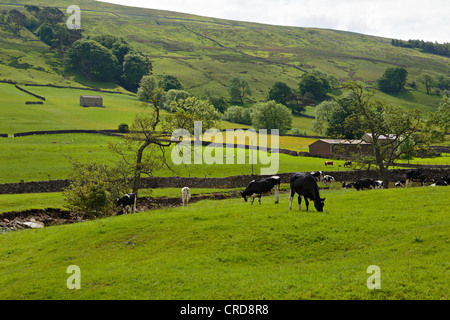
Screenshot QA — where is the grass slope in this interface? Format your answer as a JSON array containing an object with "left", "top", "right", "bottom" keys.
[
  {"left": 0, "top": 0, "right": 447, "bottom": 113},
  {"left": 0, "top": 187, "right": 448, "bottom": 299}
]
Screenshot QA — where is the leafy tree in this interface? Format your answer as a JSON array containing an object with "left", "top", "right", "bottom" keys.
[
  {"left": 312, "top": 94, "right": 364, "bottom": 139},
  {"left": 67, "top": 39, "right": 120, "bottom": 81},
  {"left": 311, "top": 100, "right": 341, "bottom": 135},
  {"left": 343, "top": 81, "right": 422, "bottom": 187},
  {"left": 435, "top": 74, "right": 449, "bottom": 91},
  {"left": 167, "top": 97, "right": 222, "bottom": 136},
  {"left": 163, "top": 89, "right": 191, "bottom": 111},
  {"left": 417, "top": 73, "right": 437, "bottom": 94},
  {"left": 250, "top": 100, "right": 292, "bottom": 134},
  {"left": 209, "top": 96, "right": 229, "bottom": 113},
  {"left": 377, "top": 67, "right": 408, "bottom": 93},
  {"left": 397, "top": 137, "right": 416, "bottom": 163},
  {"left": 111, "top": 75, "right": 170, "bottom": 197},
  {"left": 298, "top": 73, "right": 331, "bottom": 100},
  {"left": 423, "top": 96, "right": 450, "bottom": 143},
  {"left": 311, "top": 68, "right": 340, "bottom": 89},
  {"left": 24, "top": 5, "right": 41, "bottom": 18},
  {"left": 160, "top": 75, "right": 183, "bottom": 91},
  {"left": 121, "top": 53, "right": 150, "bottom": 92},
  {"left": 63, "top": 160, "right": 131, "bottom": 218},
  {"left": 223, "top": 106, "right": 252, "bottom": 125},
  {"left": 228, "top": 76, "right": 251, "bottom": 105},
  {"left": 0, "top": 9, "right": 27, "bottom": 37},
  {"left": 112, "top": 41, "right": 133, "bottom": 65},
  {"left": 38, "top": 7, "right": 64, "bottom": 25},
  {"left": 268, "top": 82, "right": 293, "bottom": 105},
  {"left": 38, "top": 22, "right": 54, "bottom": 45}
]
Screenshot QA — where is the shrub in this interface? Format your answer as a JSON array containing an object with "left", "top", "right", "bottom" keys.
[
  {"left": 118, "top": 123, "right": 129, "bottom": 133},
  {"left": 63, "top": 160, "right": 131, "bottom": 218}
]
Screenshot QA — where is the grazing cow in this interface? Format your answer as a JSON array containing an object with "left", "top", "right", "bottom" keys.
[
  {"left": 353, "top": 178, "right": 375, "bottom": 191},
  {"left": 394, "top": 180, "right": 405, "bottom": 187},
  {"left": 322, "top": 175, "right": 335, "bottom": 188},
  {"left": 241, "top": 176, "right": 281, "bottom": 205},
  {"left": 325, "top": 161, "right": 334, "bottom": 167},
  {"left": 405, "top": 169, "right": 426, "bottom": 187},
  {"left": 289, "top": 172, "right": 325, "bottom": 212},
  {"left": 181, "top": 187, "right": 191, "bottom": 206},
  {"left": 116, "top": 193, "right": 136, "bottom": 214},
  {"left": 310, "top": 171, "right": 323, "bottom": 182},
  {"left": 342, "top": 181, "right": 353, "bottom": 189},
  {"left": 344, "top": 161, "right": 352, "bottom": 168},
  {"left": 374, "top": 180, "right": 384, "bottom": 189},
  {"left": 430, "top": 180, "right": 448, "bottom": 187}
]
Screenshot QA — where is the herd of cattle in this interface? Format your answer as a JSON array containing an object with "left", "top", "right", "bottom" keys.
[{"left": 114, "top": 168, "right": 449, "bottom": 214}]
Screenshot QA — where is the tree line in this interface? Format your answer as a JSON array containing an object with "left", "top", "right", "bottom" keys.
[{"left": 391, "top": 39, "right": 450, "bottom": 58}]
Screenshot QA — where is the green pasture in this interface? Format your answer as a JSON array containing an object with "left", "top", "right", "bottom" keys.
[
  {"left": 0, "top": 133, "right": 350, "bottom": 184},
  {"left": 0, "top": 186, "right": 448, "bottom": 299}
]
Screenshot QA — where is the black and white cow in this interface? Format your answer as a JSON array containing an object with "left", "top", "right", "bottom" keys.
[
  {"left": 310, "top": 171, "right": 323, "bottom": 182},
  {"left": 341, "top": 181, "right": 353, "bottom": 189},
  {"left": 394, "top": 180, "right": 406, "bottom": 187},
  {"left": 405, "top": 169, "right": 426, "bottom": 187},
  {"left": 374, "top": 180, "right": 384, "bottom": 189},
  {"left": 241, "top": 176, "right": 280, "bottom": 205},
  {"left": 353, "top": 178, "right": 375, "bottom": 191},
  {"left": 430, "top": 180, "right": 448, "bottom": 187},
  {"left": 116, "top": 193, "right": 136, "bottom": 214},
  {"left": 321, "top": 175, "right": 335, "bottom": 188},
  {"left": 181, "top": 187, "right": 191, "bottom": 206},
  {"left": 289, "top": 172, "right": 325, "bottom": 212}
]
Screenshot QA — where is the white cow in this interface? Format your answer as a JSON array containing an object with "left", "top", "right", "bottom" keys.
[{"left": 181, "top": 187, "right": 191, "bottom": 206}]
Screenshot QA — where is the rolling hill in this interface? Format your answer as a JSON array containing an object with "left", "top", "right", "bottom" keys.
[{"left": 0, "top": 0, "right": 448, "bottom": 114}]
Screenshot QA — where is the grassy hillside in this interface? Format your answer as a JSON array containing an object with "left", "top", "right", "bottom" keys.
[
  {"left": 0, "top": 0, "right": 447, "bottom": 113},
  {"left": 0, "top": 187, "right": 448, "bottom": 299}
]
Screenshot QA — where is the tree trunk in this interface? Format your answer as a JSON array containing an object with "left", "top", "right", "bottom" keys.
[{"left": 132, "top": 140, "right": 150, "bottom": 197}]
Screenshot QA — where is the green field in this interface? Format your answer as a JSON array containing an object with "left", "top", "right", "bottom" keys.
[
  {"left": 0, "top": 133, "right": 351, "bottom": 183},
  {"left": 0, "top": 187, "right": 448, "bottom": 299}
]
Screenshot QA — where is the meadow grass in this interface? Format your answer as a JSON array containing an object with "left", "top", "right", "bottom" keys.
[
  {"left": 0, "top": 133, "right": 350, "bottom": 183},
  {"left": 0, "top": 186, "right": 448, "bottom": 299}
]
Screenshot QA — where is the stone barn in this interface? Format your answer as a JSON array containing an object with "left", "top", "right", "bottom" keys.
[
  {"left": 309, "top": 139, "right": 372, "bottom": 158},
  {"left": 80, "top": 95, "right": 103, "bottom": 107}
]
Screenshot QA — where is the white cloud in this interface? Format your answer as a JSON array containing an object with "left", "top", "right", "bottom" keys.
[{"left": 96, "top": 0, "right": 449, "bottom": 42}]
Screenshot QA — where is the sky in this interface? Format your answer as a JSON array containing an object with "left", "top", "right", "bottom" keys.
[{"left": 96, "top": 0, "right": 449, "bottom": 43}]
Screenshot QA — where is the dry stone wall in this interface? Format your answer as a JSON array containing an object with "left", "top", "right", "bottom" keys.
[{"left": 1, "top": 168, "right": 448, "bottom": 195}]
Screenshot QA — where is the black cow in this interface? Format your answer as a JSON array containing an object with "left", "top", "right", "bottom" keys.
[
  {"left": 441, "top": 175, "right": 450, "bottom": 185},
  {"left": 310, "top": 171, "right": 323, "bottom": 182},
  {"left": 289, "top": 173, "right": 325, "bottom": 212},
  {"left": 116, "top": 193, "right": 137, "bottom": 214},
  {"left": 241, "top": 176, "right": 280, "bottom": 205},
  {"left": 353, "top": 178, "right": 375, "bottom": 191},
  {"left": 405, "top": 169, "right": 426, "bottom": 187},
  {"left": 344, "top": 161, "right": 352, "bottom": 168},
  {"left": 342, "top": 181, "right": 353, "bottom": 189}
]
